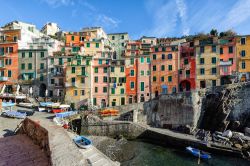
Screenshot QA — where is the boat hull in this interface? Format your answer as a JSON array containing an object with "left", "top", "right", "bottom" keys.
[
  {"left": 186, "top": 146, "right": 211, "bottom": 159},
  {"left": 73, "top": 136, "right": 92, "bottom": 149}
]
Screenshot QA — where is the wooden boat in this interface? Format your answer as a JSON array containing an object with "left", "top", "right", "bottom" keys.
[
  {"left": 17, "top": 102, "right": 34, "bottom": 108},
  {"left": 2, "top": 111, "right": 26, "bottom": 119},
  {"left": 73, "top": 136, "right": 92, "bottom": 149},
  {"left": 186, "top": 146, "right": 211, "bottom": 159}
]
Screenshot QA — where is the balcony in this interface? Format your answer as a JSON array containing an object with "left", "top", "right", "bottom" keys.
[
  {"left": 54, "top": 83, "right": 64, "bottom": 88},
  {"left": 19, "top": 79, "right": 33, "bottom": 85},
  {"left": 220, "top": 61, "right": 232, "bottom": 66},
  {"left": 77, "top": 73, "right": 88, "bottom": 77},
  {"left": 65, "top": 82, "right": 77, "bottom": 88},
  {"left": 0, "top": 77, "right": 8, "bottom": 81},
  {"left": 53, "top": 72, "right": 65, "bottom": 77}
]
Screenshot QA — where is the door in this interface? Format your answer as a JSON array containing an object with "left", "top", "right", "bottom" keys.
[{"left": 121, "top": 97, "right": 125, "bottom": 105}]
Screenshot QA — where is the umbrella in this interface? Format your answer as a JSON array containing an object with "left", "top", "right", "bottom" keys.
[
  {"left": 45, "top": 89, "right": 48, "bottom": 97},
  {"left": 29, "top": 87, "right": 33, "bottom": 95},
  {"left": 57, "top": 89, "right": 60, "bottom": 96}
]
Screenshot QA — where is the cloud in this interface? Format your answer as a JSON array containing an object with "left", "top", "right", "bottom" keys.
[
  {"left": 80, "top": 1, "right": 96, "bottom": 11},
  {"left": 176, "top": 0, "right": 189, "bottom": 36},
  {"left": 94, "top": 14, "right": 120, "bottom": 31},
  {"left": 41, "top": 0, "right": 75, "bottom": 7}
]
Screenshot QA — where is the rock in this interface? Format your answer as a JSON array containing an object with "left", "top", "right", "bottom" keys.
[
  {"left": 222, "top": 130, "right": 233, "bottom": 138},
  {"left": 245, "top": 127, "right": 250, "bottom": 137}
]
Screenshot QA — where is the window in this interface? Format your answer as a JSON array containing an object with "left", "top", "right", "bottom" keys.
[
  {"left": 200, "top": 81, "right": 206, "bottom": 88},
  {"left": 130, "top": 58, "right": 134, "bottom": 65},
  {"left": 229, "top": 46, "right": 233, "bottom": 53},
  {"left": 40, "top": 63, "right": 44, "bottom": 70},
  {"left": 51, "top": 58, "right": 54, "bottom": 64},
  {"left": 242, "top": 61, "right": 246, "bottom": 69},
  {"left": 153, "top": 54, "right": 157, "bottom": 60},
  {"left": 29, "top": 52, "right": 32, "bottom": 58},
  {"left": 200, "top": 46, "right": 204, "bottom": 53},
  {"left": 111, "top": 88, "right": 115, "bottom": 94},
  {"left": 186, "top": 70, "right": 190, "bottom": 76},
  {"left": 8, "top": 70, "right": 11, "bottom": 77},
  {"left": 212, "top": 45, "right": 216, "bottom": 53},
  {"left": 141, "top": 70, "right": 144, "bottom": 76},
  {"left": 212, "top": 57, "right": 216, "bottom": 64},
  {"left": 81, "top": 67, "right": 85, "bottom": 75},
  {"left": 28, "top": 63, "right": 32, "bottom": 70},
  {"left": 21, "top": 52, "right": 25, "bottom": 58},
  {"left": 86, "top": 43, "right": 90, "bottom": 47},
  {"left": 81, "top": 77, "right": 85, "bottom": 84},
  {"left": 5, "top": 59, "right": 12, "bottom": 65},
  {"left": 111, "top": 66, "right": 115, "bottom": 72},
  {"left": 72, "top": 67, "right": 75, "bottom": 73},
  {"left": 21, "top": 63, "right": 25, "bottom": 70},
  {"left": 153, "top": 65, "right": 156, "bottom": 71},
  {"left": 241, "top": 37, "right": 246, "bottom": 45},
  {"left": 130, "top": 82, "right": 135, "bottom": 89},
  {"left": 140, "top": 57, "right": 144, "bottom": 63},
  {"left": 147, "top": 57, "right": 150, "bottom": 63},
  {"left": 120, "top": 88, "right": 125, "bottom": 94},
  {"left": 212, "top": 80, "right": 216, "bottom": 86},
  {"left": 71, "top": 36, "right": 74, "bottom": 41},
  {"left": 98, "top": 59, "right": 102, "bottom": 64},
  {"left": 7, "top": 47, "right": 13, "bottom": 53},
  {"left": 41, "top": 52, "right": 44, "bottom": 58},
  {"left": 121, "top": 35, "right": 124, "bottom": 39},
  {"left": 96, "top": 43, "right": 99, "bottom": 48},
  {"left": 241, "top": 50, "right": 246, "bottom": 57},
  {"left": 147, "top": 70, "right": 150, "bottom": 76},
  {"left": 71, "top": 77, "right": 76, "bottom": 83},
  {"left": 200, "top": 58, "right": 204, "bottom": 64},
  {"left": 168, "top": 65, "right": 172, "bottom": 71},
  {"left": 220, "top": 48, "right": 223, "bottom": 54},
  {"left": 130, "top": 70, "right": 135, "bottom": 76},
  {"left": 94, "top": 76, "right": 98, "bottom": 83},
  {"left": 94, "top": 67, "right": 98, "bottom": 73},
  {"left": 168, "top": 54, "right": 172, "bottom": 59},
  {"left": 67, "top": 58, "right": 71, "bottom": 62},
  {"left": 112, "top": 36, "right": 115, "bottom": 40},
  {"left": 103, "top": 87, "right": 107, "bottom": 93},
  {"left": 162, "top": 54, "right": 165, "bottom": 60},
  {"left": 161, "top": 76, "right": 164, "bottom": 82},
  {"left": 153, "top": 76, "right": 157, "bottom": 82},
  {"left": 155, "top": 48, "right": 158, "bottom": 52},
  {"left": 106, "top": 60, "right": 109, "bottom": 65},
  {"left": 81, "top": 90, "right": 85, "bottom": 96},
  {"left": 168, "top": 76, "right": 172, "bottom": 82},
  {"left": 161, "top": 65, "right": 165, "bottom": 71},
  {"left": 121, "top": 43, "right": 124, "bottom": 47},
  {"left": 77, "top": 60, "right": 81, "bottom": 65},
  {"left": 103, "top": 76, "right": 108, "bottom": 83},
  {"left": 200, "top": 68, "right": 205, "bottom": 75},
  {"left": 93, "top": 98, "right": 97, "bottom": 105},
  {"left": 229, "top": 58, "right": 234, "bottom": 64},
  {"left": 95, "top": 87, "right": 98, "bottom": 93},
  {"left": 162, "top": 47, "right": 166, "bottom": 51},
  {"left": 140, "top": 82, "right": 145, "bottom": 91},
  {"left": 212, "top": 68, "right": 217, "bottom": 75},
  {"left": 74, "top": 90, "right": 77, "bottom": 96},
  {"left": 184, "top": 59, "right": 188, "bottom": 65},
  {"left": 104, "top": 67, "right": 108, "bottom": 73},
  {"left": 40, "top": 74, "right": 44, "bottom": 81},
  {"left": 59, "top": 58, "right": 63, "bottom": 65},
  {"left": 120, "top": 66, "right": 124, "bottom": 72},
  {"left": 51, "top": 79, "right": 54, "bottom": 84}
]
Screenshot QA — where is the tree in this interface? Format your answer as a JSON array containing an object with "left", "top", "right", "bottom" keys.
[{"left": 210, "top": 29, "right": 218, "bottom": 36}]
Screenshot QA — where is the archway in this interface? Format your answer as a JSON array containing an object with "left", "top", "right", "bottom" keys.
[
  {"left": 39, "top": 83, "right": 46, "bottom": 97},
  {"left": 179, "top": 80, "right": 191, "bottom": 92}
]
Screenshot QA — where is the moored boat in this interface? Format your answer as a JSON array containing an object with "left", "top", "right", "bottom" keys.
[
  {"left": 186, "top": 146, "right": 211, "bottom": 159},
  {"left": 73, "top": 136, "right": 92, "bottom": 149},
  {"left": 56, "top": 111, "right": 77, "bottom": 118},
  {"left": 17, "top": 102, "right": 34, "bottom": 108},
  {"left": 2, "top": 111, "right": 26, "bottom": 119}
]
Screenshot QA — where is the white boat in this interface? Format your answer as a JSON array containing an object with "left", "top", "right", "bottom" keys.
[
  {"left": 38, "top": 107, "right": 46, "bottom": 112},
  {"left": 17, "top": 102, "right": 34, "bottom": 108}
]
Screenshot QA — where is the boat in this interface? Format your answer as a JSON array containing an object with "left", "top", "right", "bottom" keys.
[
  {"left": 38, "top": 107, "right": 47, "bottom": 112},
  {"left": 56, "top": 111, "right": 77, "bottom": 118},
  {"left": 40, "top": 102, "right": 53, "bottom": 107},
  {"left": 17, "top": 102, "right": 34, "bottom": 108},
  {"left": 2, "top": 111, "right": 26, "bottom": 119},
  {"left": 2, "top": 102, "right": 16, "bottom": 107},
  {"left": 99, "top": 109, "right": 119, "bottom": 117},
  {"left": 73, "top": 136, "right": 92, "bottom": 149},
  {"left": 52, "top": 108, "right": 64, "bottom": 113},
  {"left": 186, "top": 146, "right": 211, "bottom": 159},
  {"left": 53, "top": 117, "right": 66, "bottom": 126}
]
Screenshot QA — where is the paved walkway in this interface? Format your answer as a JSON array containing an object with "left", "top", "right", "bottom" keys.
[{"left": 0, "top": 134, "right": 49, "bottom": 166}]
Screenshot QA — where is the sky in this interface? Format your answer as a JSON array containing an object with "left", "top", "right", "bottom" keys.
[{"left": 1, "top": 0, "right": 250, "bottom": 39}]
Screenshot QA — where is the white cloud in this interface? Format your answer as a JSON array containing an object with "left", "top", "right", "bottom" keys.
[
  {"left": 94, "top": 14, "right": 120, "bottom": 31},
  {"left": 176, "top": 0, "right": 189, "bottom": 36},
  {"left": 41, "top": 0, "right": 75, "bottom": 7}
]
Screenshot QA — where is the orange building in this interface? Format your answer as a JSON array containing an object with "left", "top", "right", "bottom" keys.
[
  {"left": 0, "top": 29, "right": 20, "bottom": 93},
  {"left": 65, "top": 32, "right": 86, "bottom": 47},
  {"left": 151, "top": 45, "right": 179, "bottom": 97}
]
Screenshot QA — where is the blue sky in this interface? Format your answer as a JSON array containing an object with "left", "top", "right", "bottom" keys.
[{"left": 1, "top": 0, "right": 250, "bottom": 39}]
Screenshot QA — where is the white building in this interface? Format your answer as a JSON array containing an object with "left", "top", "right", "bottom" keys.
[{"left": 41, "top": 22, "right": 60, "bottom": 36}]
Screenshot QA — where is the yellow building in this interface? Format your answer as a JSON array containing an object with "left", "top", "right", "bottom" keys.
[
  {"left": 64, "top": 55, "right": 93, "bottom": 109},
  {"left": 109, "top": 60, "right": 126, "bottom": 106},
  {"left": 236, "top": 36, "right": 250, "bottom": 81},
  {"left": 195, "top": 37, "right": 220, "bottom": 88}
]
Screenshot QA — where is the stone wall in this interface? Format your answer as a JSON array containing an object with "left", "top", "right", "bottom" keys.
[{"left": 143, "top": 92, "right": 202, "bottom": 129}]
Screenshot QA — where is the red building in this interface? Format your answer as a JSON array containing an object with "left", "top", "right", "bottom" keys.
[
  {"left": 125, "top": 41, "right": 140, "bottom": 104},
  {"left": 179, "top": 41, "right": 196, "bottom": 91}
]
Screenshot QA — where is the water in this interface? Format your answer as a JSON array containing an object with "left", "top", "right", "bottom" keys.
[{"left": 120, "top": 140, "right": 250, "bottom": 166}]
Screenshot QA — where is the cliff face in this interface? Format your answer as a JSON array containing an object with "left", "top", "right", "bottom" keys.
[{"left": 144, "top": 82, "right": 250, "bottom": 132}]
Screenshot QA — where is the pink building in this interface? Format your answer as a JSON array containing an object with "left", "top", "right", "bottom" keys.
[
  {"left": 92, "top": 51, "right": 111, "bottom": 107},
  {"left": 219, "top": 37, "right": 237, "bottom": 85}
]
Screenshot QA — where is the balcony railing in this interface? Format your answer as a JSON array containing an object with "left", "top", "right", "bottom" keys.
[{"left": 220, "top": 61, "right": 232, "bottom": 66}]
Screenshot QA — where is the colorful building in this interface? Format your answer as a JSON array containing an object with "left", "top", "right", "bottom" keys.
[
  {"left": 219, "top": 37, "right": 237, "bottom": 84},
  {"left": 151, "top": 45, "right": 179, "bottom": 97},
  {"left": 195, "top": 37, "right": 220, "bottom": 88},
  {"left": 179, "top": 41, "right": 196, "bottom": 91},
  {"left": 236, "top": 35, "right": 250, "bottom": 81},
  {"left": 108, "top": 33, "right": 129, "bottom": 60}
]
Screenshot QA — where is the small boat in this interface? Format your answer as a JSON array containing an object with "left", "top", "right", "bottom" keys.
[
  {"left": 186, "top": 146, "right": 211, "bottom": 159},
  {"left": 38, "top": 107, "right": 47, "bottom": 112},
  {"left": 2, "top": 102, "right": 16, "bottom": 107},
  {"left": 40, "top": 102, "right": 53, "bottom": 107},
  {"left": 53, "top": 117, "right": 66, "bottom": 126},
  {"left": 17, "top": 102, "right": 34, "bottom": 108},
  {"left": 56, "top": 111, "right": 77, "bottom": 118},
  {"left": 2, "top": 111, "right": 26, "bottom": 119},
  {"left": 73, "top": 136, "right": 92, "bottom": 149},
  {"left": 52, "top": 108, "right": 64, "bottom": 113}
]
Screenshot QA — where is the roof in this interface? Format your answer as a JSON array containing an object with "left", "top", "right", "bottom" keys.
[{"left": 107, "top": 32, "right": 128, "bottom": 35}]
